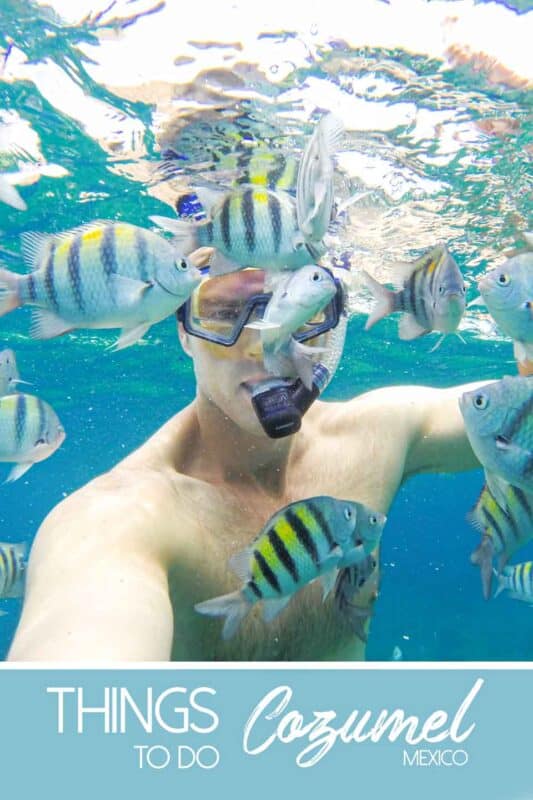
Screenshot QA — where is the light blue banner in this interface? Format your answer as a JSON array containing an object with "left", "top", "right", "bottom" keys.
[{"left": 0, "top": 668, "right": 530, "bottom": 799}]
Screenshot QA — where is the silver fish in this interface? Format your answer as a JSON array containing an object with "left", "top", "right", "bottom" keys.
[
  {"left": 478, "top": 252, "right": 533, "bottom": 365},
  {"left": 245, "top": 265, "right": 337, "bottom": 389},
  {"left": 362, "top": 244, "right": 466, "bottom": 341},
  {"left": 0, "top": 541, "right": 27, "bottom": 598},
  {"left": 296, "top": 113, "right": 344, "bottom": 242},
  {"left": 0, "top": 221, "right": 201, "bottom": 351},
  {"left": 0, "top": 392, "right": 65, "bottom": 482},
  {"left": 195, "top": 495, "right": 386, "bottom": 640},
  {"left": 460, "top": 376, "right": 533, "bottom": 495}
]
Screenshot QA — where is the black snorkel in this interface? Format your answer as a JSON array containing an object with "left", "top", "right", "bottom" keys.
[{"left": 250, "top": 363, "right": 329, "bottom": 439}]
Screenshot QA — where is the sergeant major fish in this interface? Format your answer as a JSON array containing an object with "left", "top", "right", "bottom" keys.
[
  {"left": 362, "top": 244, "right": 466, "bottom": 343},
  {"left": 151, "top": 185, "right": 327, "bottom": 278},
  {"left": 0, "top": 222, "right": 201, "bottom": 351},
  {"left": 460, "top": 376, "right": 533, "bottom": 496},
  {"left": 468, "top": 479, "right": 533, "bottom": 599},
  {"left": 0, "top": 541, "right": 27, "bottom": 598},
  {"left": 0, "top": 392, "right": 65, "bottom": 482},
  {"left": 478, "top": 252, "right": 533, "bottom": 365},
  {"left": 195, "top": 495, "right": 386, "bottom": 640},
  {"left": 245, "top": 265, "right": 338, "bottom": 389},
  {"left": 334, "top": 553, "right": 378, "bottom": 643},
  {"left": 494, "top": 561, "right": 533, "bottom": 604}
]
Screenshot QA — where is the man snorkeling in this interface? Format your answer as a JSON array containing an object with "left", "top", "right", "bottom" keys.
[{"left": 8, "top": 261, "right": 491, "bottom": 661}]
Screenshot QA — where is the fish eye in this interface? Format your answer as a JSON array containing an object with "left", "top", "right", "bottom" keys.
[
  {"left": 369, "top": 514, "right": 378, "bottom": 525},
  {"left": 462, "top": 284, "right": 466, "bottom": 294},
  {"left": 497, "top": 273, "right": 510, "bottom": 286},
  {"left": 312, "top": 271, "right": 321, "bottom": 281},
  {"left": 473, "top": 393, "right": 489, "bottom": 410},
  {"left": 35, "top": 438, "right": 46, "bottom": 446},
  {"left": 343, "top": 507, "right": 352, "bottom": 521},
  {"left": 176, "top": 258, "right": 189, "bottom": 271},
  {"left": 438, "top": 286, "right": 445, "bottom": 295}
]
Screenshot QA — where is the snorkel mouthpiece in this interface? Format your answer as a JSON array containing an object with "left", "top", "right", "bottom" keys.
[{"left": 251, "top": 364, "right": 330, "bottom": 439}]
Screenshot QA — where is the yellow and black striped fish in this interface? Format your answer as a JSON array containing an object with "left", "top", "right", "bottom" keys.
[
  {"left": 195, "top": 495, "right": 385, "bottom": 640},
  {"left": 152, "top": 185, "right": 326, "bottom": 276},
  {"left": 495, "top": 561, "right": 533, "bottom": 603},
  {"left": 0, "top": 221, "right": 200, "bottom": 351},
  {"left": 0, "top": 392, "right": 65, "bottom": 482},
  {"left": 0, "top": 541, "right": 27, "bottom": 598},
  {"left": 362, "top": 244, "right": 466, "bottom": 341},
  {"left": 469, "top": 479, "right": 533, "bottom": 599}
]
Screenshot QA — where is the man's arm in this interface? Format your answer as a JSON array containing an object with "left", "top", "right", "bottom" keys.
[
  {"left": 403, "top": 382, "right": 488, "bottom": 478},
  {"left": 8, "top": 481, "right": 174, "bottom": 661}
]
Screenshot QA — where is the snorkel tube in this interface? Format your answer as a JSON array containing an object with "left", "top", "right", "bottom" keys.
[{"left": 250, "top": 363, "right": 330, "bottom": 438}]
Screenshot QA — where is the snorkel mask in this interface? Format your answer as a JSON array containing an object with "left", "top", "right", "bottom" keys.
[{"left": 177, "top": 266, "right": 348, "bottom": 438}]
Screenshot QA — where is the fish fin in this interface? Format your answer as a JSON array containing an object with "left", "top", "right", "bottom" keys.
[
  {"left": 110, "top": 274, "right": 154, "bottom": 306},
  {"left": 398, "top": 313, "right": 430, "bottom": 340},
  {"left": 30, "top": 309, "right": 73, "bottom": 339},
  {"left": 429, "top": 334, "right": 446, "bottom": 353},
  {"left": 228, "top": 548, "right": 253, "bottom": 583},
  {"left": 296, "top": 114, "right": 343, "bottom": 238},
  {"left": 0, "top": 176, "right": 26, "bottom": 211},
  {"left": 319, "top": 551, "right": 343, "bottom": 575},
  {"left": 5, "top": 462, "right": 33, "bottom": 483},
  {"left": 262, "top": 595, "right": 291, "bottom": 623},
  {"left": 493, "top": 570, "right": 506, "bottom": 599},
  {"left": 20, "top": 232, "right": 54, "bottom": 271},
  {"left": 0, "top": 268, "right": 21, "bottom": 316},
  {"left": 361, "top": 270, "right": 396, "bottom": 330},
  {"left": 209, "top": 250, "right": 242, "bottom": 277},
  {"left": 289, "top": 340, "right": 327, "bottom": 390},
  {"left": 194, "top": 590, "right": 250, "bottom": 640},
  {"left": 149, "top": 215, "right": 198, "bottom": 254},
  {"left": 30, "top": 308, "right": 75, "bottom": 339},
  {"left": 320, "top": 568, "right": 339, "bottom": 601},
  {"left": 0, "top": 609, "right": 7, "bottom": 617},
  {"left": 338, "top": 546, "right": 368, "bottom": 569},
  {"left": 470, "top": 535, "right": 494, "bottom": 600},
  {"left": 485, "top": 471, "right": 509, "bottom": 509},
  {"left": 108, "top": 323, "right": 151, "bottom": 352}
]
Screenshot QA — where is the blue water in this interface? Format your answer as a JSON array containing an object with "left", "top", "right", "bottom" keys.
[{"left": 0, "top": 0, "right": 531, "bottom": 660}]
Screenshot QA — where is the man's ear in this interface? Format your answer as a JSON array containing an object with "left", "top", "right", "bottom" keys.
[{"left": 177, "top": 321, "right": 193, "bottom": 357}]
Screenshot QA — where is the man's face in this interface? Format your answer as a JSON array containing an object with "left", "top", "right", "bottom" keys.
[{"left": 181, "top": 270, "right": 274, "bottom": 435}]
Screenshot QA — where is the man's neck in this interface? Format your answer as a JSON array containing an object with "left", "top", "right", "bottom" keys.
[{"left": 188, "top": 391, "right": 305, "bottom": 496}]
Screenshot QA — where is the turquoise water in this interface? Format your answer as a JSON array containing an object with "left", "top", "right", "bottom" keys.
[{"left": 0, "top": 0, "right": 531, "bottom": 660}]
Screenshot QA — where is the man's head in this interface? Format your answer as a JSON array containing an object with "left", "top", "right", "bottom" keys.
[{"left": 177, "top": 265, "right": 350, "bottom": 436}]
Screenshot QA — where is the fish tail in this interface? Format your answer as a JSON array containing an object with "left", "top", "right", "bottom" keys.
[
  {"left": 470, "top": 535, "right": 494, "bottom": 600},
  {"left": 194, "top": 590, "right": 251, "bottom": 640},
  {"left": 493, "top": 569, "right": 506, "bottom": 599},
  {"left": 361, "top": 270, "right": 395, "bottom": 330},
  {"left": 149, "top": 215, "right": 199, "bottom": 254},
  {"left": 0, "top": 268, "right": 22, "bottom": 316}
]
